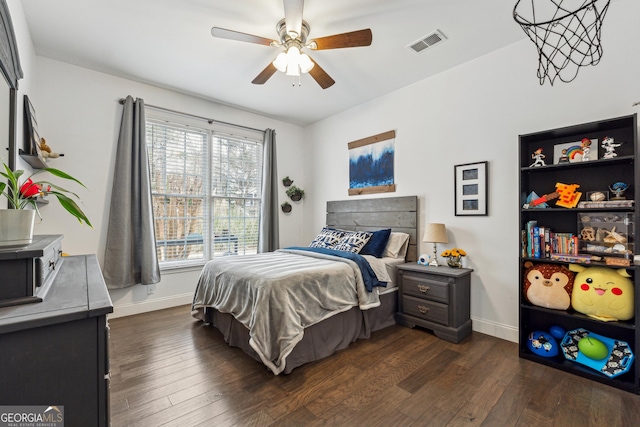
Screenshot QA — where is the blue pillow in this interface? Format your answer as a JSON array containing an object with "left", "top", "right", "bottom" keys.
[{"left": 359, "top": 229, "right": 392, "bottom": 258}]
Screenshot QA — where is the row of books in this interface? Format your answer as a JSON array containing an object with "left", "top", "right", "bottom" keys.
[{"left": 522, "top": 221, "right": 579, "bottom": 259}]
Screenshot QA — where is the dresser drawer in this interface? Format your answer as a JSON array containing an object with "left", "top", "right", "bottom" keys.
[
  {"left": 402, "top": 295, "right": 449, "bottom": 326},
  {"left": 402, "top": 273, "right": 449, "bottom": 304}
]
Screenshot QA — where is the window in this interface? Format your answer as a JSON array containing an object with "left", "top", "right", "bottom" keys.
[{"left": 146, "top": 112, "right": 263, "bottom": 268}]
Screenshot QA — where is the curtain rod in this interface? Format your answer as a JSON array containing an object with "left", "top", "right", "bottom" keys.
[{"left": 118, "top": 98, "right": 265, "bottom": 134}]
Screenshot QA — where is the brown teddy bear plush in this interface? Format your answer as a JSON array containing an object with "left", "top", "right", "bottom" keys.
[
  {"left": 523, "top": 262, "right": 575, "bottom": 310},
  {"left": 39, "top": 137, "right": 64, "bottom": 159}
]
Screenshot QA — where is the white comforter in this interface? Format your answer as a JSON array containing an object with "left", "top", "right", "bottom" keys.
[{"left": 191, "top": 249, "right": 388, "bottom": 374}]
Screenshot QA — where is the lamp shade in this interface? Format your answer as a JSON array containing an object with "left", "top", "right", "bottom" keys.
[
  {"left": 273, "top": 52, "right": 288, "bottom": 72},
  {"left": 423, "top": 223, "right": 448, "bottom": 244}
]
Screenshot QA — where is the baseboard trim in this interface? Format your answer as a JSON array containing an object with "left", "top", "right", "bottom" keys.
[
  {"left": 109, "top": 295, "right": 520, "bottom": 342},
  {"left": 109, "top": 293, "right": 193, "bottom": 319},
  {"left": 471, "top": 316, "right": 519, "bottom": 343}
]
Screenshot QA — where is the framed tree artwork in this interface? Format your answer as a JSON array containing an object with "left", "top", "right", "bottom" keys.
[
  {"left": 454, "top": 161, "right": 488, "bottom": 216},
  {"left": 347, "top": 130, "right": 396, "bottom": 196}
]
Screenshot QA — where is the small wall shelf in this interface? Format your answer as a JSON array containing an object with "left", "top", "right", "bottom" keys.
[{"left": 18, "top": 150, "right": 47, "bottom": 169}]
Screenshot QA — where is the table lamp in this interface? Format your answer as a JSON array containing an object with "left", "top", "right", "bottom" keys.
[{"left": 423, "top": 223, "right": 448, "bottom": 267}]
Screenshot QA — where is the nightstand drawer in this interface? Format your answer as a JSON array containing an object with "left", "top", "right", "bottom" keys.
[
  {"left": 402, "top": 273, "right": 449, "bottom": 304},
  {"left": 402, "top": 295, "right": 449, "bottom": 326}
]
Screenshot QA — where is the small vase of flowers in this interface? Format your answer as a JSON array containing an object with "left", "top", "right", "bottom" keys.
[{"left": 441, "top": 248, "right": 466, "bottom": 268}]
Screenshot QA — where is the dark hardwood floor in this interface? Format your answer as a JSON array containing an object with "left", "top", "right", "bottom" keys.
[{"left": 109, "top": 305, "right": 640, "bottom": 426}]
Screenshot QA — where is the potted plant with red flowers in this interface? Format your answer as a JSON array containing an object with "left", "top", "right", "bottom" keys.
[{"left": 0, "top": 161, "right": 91, "bottom": 247}]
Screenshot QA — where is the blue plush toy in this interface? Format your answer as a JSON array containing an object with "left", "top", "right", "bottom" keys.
[{"left": 418, "top": 253, "right": 430, "bottom": 265}]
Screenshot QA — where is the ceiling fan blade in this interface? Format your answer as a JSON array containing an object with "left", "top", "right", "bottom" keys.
[
  {"left": 309, "top": 29, "right": 372, "bottom": 50},
  {"left": 308, "top": 58, "right": 335, "bottom": 89},
  {"left": 211, "top": 27, "right": 275, "bottom": 47},
  {"left": 283, "top": 0, "right": 304, "bottom": 38},
  {"left": 252, "top": 63, "right": 278, "bottom": 85}
]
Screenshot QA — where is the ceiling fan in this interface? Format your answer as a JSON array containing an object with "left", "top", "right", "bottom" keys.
[{"left": 211, "top": 0, "right": 372, "bottom": 89}]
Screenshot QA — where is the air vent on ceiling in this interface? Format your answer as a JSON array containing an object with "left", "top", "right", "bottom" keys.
[{"left": 408, "top": 30, "right": 447, "bottom": 54}]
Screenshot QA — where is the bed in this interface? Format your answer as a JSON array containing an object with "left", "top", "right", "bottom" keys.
[{"left": 191, "top": 195, "right": 418, "bottom": 374}]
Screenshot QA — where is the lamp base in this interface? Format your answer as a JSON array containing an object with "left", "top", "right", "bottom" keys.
[{"left": 429, "top": 244, "right": 439, "bottom": 267}]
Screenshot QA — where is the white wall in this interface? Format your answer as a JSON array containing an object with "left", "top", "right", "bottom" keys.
[{"left": 303, "top": 0, "right": 640, "bottom": 342}]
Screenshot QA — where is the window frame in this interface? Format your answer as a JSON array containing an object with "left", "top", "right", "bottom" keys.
[{"left": 145, "top": 109, "right": 264, "bottom": 270}]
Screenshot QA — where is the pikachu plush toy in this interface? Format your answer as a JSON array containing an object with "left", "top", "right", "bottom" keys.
[{"left": 569, "top": 264, "right": 634, "bottom": 321}]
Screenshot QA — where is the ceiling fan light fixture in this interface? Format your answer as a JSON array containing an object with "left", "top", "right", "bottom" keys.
[
  {"left": 273, "top": 52, "right": 288, "bottom": 72},
  {"left": 285, "top": 61, "right": 300, "bottom": 77},
  {"left": 284, "top": 46, "right": 301, "bottom": 76},
  {"left": 299, "top": 53, "right": 314, "bottom": 73}
]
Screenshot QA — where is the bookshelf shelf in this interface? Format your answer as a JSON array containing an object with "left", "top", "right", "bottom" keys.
[{"left": 518, "top": 113, "right": 640, "bottom": 394}]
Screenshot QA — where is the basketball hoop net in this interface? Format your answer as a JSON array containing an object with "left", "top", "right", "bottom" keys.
[{"left": 513, "top": 0, "right": 611, "bottom": 85}]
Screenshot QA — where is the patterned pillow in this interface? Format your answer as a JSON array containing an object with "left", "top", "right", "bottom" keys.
[
  {"left": 333, "top": 231, "right": 373, "bottom": 253},
  {"left": 309, "top": 227, "right": 345, "bottom": 249}
]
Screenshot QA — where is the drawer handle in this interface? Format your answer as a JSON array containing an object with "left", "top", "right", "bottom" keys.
[
  {"left": 418, "top": 285, "right": 430, "bottom": 293},
  {"left": 418, "top": 305, "right": 429, "bottom": 314},
  {"left": 49, "top": 261, "right": 56, "bottom": 270}
]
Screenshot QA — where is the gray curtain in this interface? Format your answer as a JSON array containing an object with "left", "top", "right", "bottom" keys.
[
  {"left": 258, "top": 128, "right": 279, "bottom": 253},
  {"left": 103, "top": 96, "right": 160, "bottom": 289}
]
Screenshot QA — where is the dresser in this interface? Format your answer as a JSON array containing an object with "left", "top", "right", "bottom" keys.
[
  {"left": 0, "top": 253, "right": 113, "bottom": 426},
  {"left": 396, "top": 263, "right": 473, "bottom": 343}
]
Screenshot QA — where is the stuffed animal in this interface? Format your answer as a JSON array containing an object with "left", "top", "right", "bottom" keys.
[
  {"left": 39, "top": 137, "right": 64, "bottom": 159},
  {"left": 417, "top": 253, "right": 430, "bottom": 265},
  {"left": 569, "top": 264, "right": 634, "bottom": 321},
  {"left": 523, "top": 262, "right": 574, "bottom": 310}
]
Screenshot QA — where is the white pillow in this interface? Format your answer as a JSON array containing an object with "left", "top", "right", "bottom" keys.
[{"left": 382, "top": 232, "right": 410, "bottom": 258}]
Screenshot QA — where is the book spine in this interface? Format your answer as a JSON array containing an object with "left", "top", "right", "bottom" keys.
[{"left": 544, "top": 228, "right": 551, "bottom": 258}]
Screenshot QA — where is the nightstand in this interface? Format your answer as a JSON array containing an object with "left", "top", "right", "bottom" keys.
[{"left": 396, "top": 263, "right": 473, "bottom": 343}]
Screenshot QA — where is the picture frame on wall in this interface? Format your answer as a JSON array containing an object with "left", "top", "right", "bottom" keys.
[
  {"left": 552, "top": 138, "right": 599, "bottom": 164},
  {"left": 454, "top": 161, "right": 488, "bottom": 216},
  {"left": 23, "top": 95, "right": 42, "bottom": 157}
]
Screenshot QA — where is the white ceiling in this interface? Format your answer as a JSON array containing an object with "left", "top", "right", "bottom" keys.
[{"left": 20, "top": 0, "right": 526, "bottom": 126}]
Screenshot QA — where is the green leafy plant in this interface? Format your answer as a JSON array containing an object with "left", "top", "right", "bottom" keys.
[
  {"left": 280, "top": 201, "right": 292, "bottom": 212},
  {"left": 0, "top": 161, "right": 92, "bottom": 226},
  {"left": 286, "top": 185, "right": 305, "bottom": 201}
]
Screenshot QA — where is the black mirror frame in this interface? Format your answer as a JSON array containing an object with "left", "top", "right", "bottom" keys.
[{"left": 0, "top": 0, "right": 23, "bottom": 171}]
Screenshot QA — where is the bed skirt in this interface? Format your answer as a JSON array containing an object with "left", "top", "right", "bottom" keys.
[{"left": 202, "top": 289, "right": 398, "bottom": 374}]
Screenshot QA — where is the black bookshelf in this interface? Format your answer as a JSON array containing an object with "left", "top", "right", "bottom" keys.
[{"left": 518, "top": 114, "right": 640, "bottom": 393}]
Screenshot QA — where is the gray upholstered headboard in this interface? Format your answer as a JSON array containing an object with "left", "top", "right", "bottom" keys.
[{"left": 326, "top": 196, "right": 418, "bottom": 262}]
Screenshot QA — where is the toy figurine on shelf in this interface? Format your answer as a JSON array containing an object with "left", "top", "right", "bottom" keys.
[
  {"left": 555, "top": 182, "right": 582, "bottom": 208},
  {"left": 601, "top": 136, "right": 622, "bottom": 159},
  {"left": 530, "top": 148, "right": 546, "bottom": 167},
  {"left": 558, "top": 148, "right": 570, "bottom": 163},
  {"left": 609, "top": 181, "right": 629, "bottom": 200},
  {"left": 581, "top": 138, "right": 593, "bottom": 161},
  {"left": 523, "top": 191, "right": 558, "bottom": 209},
  {"left": 522, "top": 182, "right": 581, "bottom": 209}
]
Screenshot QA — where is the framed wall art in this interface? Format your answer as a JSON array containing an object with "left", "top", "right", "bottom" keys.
[
  {"left": 23, "top": 94, "right": 42, "bottom": 157},
  {"left": 347, "top": 130, "right": 396, "bottom": 196},
  {"left": 552, "top": 138, "right": 598, "bottom": 164},
  {"left": 454, "top": 161, "right": 488, "bottom": 216}
]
